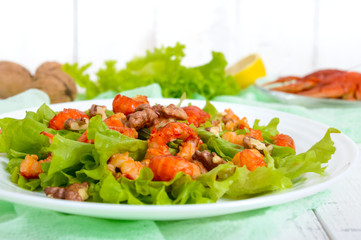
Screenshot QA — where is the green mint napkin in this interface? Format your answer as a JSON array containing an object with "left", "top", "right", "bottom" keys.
[{"left": 0, "top": 84, "right": 356, "bottom": 240}]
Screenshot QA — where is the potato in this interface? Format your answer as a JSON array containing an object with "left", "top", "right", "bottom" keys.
[
  {"left": 32, "top": 62, "right": 77, "bottom": 103},
  {"left": 0, "top": 61, "right": 33, "bottom": 98}
]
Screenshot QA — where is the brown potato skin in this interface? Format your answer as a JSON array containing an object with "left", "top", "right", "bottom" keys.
[{"left": 0, "top": 61, "right": 33, "bottom": 98}]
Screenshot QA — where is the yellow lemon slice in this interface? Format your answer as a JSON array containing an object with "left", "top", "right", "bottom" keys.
[{"left": 226, "top": 54, "right": 266, "bottom": 89}]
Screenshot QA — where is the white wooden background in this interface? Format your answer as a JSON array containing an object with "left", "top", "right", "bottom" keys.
[
  {"left": 1, "top": 0, "right": 361, "bottom": 77},
  {"left": 1, "top": 1, "right": 361, "bottom": 239}
]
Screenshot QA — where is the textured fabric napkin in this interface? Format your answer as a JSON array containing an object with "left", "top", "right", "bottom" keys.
[{"left": 0, "top": 85, "right": 359, "bottom": 240}]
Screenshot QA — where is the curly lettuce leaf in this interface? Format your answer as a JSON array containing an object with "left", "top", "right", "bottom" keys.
[
  {"left": 76, "top": 116, "right": 148, "bottom": 180},
  {"left": 197, "top": 163, "right": 291, "bottom": 199},
  {"left": 0, "top": 117, "right": 51, "bottom": 158},
  {"left": 99, "top": 168, "right": 215, "bottom": 205},
  {"left": 63, "top": 43, "right": 239, "bottom": 100},
  {"left": 62, "top": 63, "right": 100, "bottom": 99},
  {"left": 253, "top": 118, "right": 280, "bottom": 142},
  {"left": 47, "top": 135, "right": 95, "bottom": 179},
  {"left": 197, "top": 128, "right": 339, "bottom": 199},
  {"left": 278, "top": 128, "right": 340, "bottom": 179},
  {"left": 25, "top": 104, "right": 56, "bottom": 125}
]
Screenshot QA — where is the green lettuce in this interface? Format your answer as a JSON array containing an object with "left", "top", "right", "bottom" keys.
[
  {"left": 253, "top": 118, "right": 280, "bottom": 142},
  {"left": 99, "top": 168, "right": 215, "bottom": 205},
  {"left": 197, "top": 128, "right": 339, "bottom": 199},
  {"left": 76, "top": 116, "right": 148, "bottom": 180},
  {"left": 0, "top": 117, "right": 51, "bottom": 158},
  {"left": 63, "top": 43, "right": 239, "bottom": 100},
  {"left": 195, "top": 128, "right": 243, "bottom": 161}
]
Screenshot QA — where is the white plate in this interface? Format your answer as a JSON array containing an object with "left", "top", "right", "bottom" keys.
[
  {"left": 255, "top": 76, "right": 361, "bottom": 108},
  {"left": 0, "top": 99, "right": 359, "bottom": 220}
]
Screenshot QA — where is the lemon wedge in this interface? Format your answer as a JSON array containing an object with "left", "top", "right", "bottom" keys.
[{"left": 226, "top": 54, "right": 266, "bottom": 89}]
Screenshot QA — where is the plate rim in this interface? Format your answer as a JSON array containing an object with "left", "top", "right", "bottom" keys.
[
  {"left": 0, "top": 98, "right": 359, "bottom": 220},
  {"left": 255, "top": 76, "right": 361, "bottom": 107}
]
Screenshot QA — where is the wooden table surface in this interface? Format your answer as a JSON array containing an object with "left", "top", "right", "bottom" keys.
[{"left": 276, "top": 144, "right": 361, "bottom": 240}]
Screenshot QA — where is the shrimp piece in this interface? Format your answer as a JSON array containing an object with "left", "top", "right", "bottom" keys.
[
  {"left": 145, "top": 122, "right": 201, "bottom": 161},
  {"left": 112, "top": 95, "right": 149, "bottom": 116},
  {"left": 232, "top": 149, "right": 266, "bottom": 171},
  {"left": 141, "top": 159, "right": 150, "bottom": 167},
  {"left": 20, "top": 154, "right": 52, "bottom": 179},
  {"left": 107, "top": 152, "right": 143, "bottom": 180},
  {"left": 182, "top": 106, "right": 210, "bottom": 127},
  {"left": 148, "top": 155, "right": 201, "bottom": 181},
  {"left": 222, "top": 109, "right": 250, "bottom": 131},
  {"left": 48, "top": 109, "right": 89, "bottom": 130},
  {"left": 272, "top": 134, "right": 295, "bottom": 150},
  {"left": 104, "top": 112, "right": 127, "bottom": 127},
  {"left": 222, "top": 129, "right": 262, "bottom": 146},
  {"left": 238, "top": 117, "right": 250, "bottom": 130},
  {"left": 222, "top": 132, "right": 245, "bottom": 146},
  {"left": 248, "top": 129, "right": 263, "bottom": 141},
  {"left": 104, "top": 113, "right": 138, "bottom": 138}
]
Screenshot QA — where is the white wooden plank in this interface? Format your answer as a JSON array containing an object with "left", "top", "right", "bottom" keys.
[
  {"left": 77, "top": 0, "right": 156, "bottom": 73},
  {"left": 236, "top": 0, "right": 316, "bottom": 76},
  {"left": 154, "top": 0, "right": 238, "bottom": 67},
  {"left": 314, "top": 148, "right": 361, "bottom": 240},
  {"left": 0, "top": 0, "right": 74, "bottom": 74},
  {"left": 316, "top": 0, "right": 361, "bottom": 71},
  {"left": 275, "top": 210, "right": 329, "bottom": 240}
]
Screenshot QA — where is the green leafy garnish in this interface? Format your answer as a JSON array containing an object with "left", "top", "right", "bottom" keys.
[{"left": 63, "top": 43, "right": 239, "bottom": 100}]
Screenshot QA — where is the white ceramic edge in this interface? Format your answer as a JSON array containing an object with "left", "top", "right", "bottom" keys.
[{"left": 0, "top": 98, "right": 359, "bottom": 220}]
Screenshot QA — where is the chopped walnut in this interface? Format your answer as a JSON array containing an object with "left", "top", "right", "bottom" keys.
[
  {"left": 161, "top": 104, "right": 188, "bottom": 120},
  {"left": 65, "top": 182, "right": 89, "bottom": 201},
  {"left": 243, "top": 136, "right": 273, "bottom": 154},
  {"left": 127, "top": 103, "right": 187, "bottom": 129},
  {"left": 64, "top": 117, "right": 89, "bottom": 131},
  {"left": 44, "top": 186, "right": 66, "bottom": 199},
  {"left": 192, "top": 150, "right": 227, "bottom": 171},
  {"left": 44, "top": 182, "right": 89, "bottom": 202},
  {"left": 127, "top": 106, "right": 159, "bottom": 129},
  {"left": 205, "top": 123, "right": 223, "bottom": 137},
  {"left": 151, "top": 104, "right": 163, "bottom": 114},
  {"left": 89, "top": 104, "right": 107, "bottom": 120}
]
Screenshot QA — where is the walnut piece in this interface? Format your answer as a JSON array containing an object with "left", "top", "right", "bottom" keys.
[
  {"left": 243, "top": 136, "right": 273, "bottom": 154},
  {"left": 127, "top": 106, "right": 159, "bottom": 129},
  {"left": 89, "top": 104, "right": 107, "bottom": 120},
  {"left": 44, "top": 186, "right": 66, "bottom": 199},
  {"left": 44, "top": 182, "right": 89, "bottom": 202},
  {"left": 127, "top": 103, "right": 187, "bottom": 129},
  {"left": 205, "top": 123, "right": 222, "bottom": 137},
  {"left": 192, "top": 150, "right": 227, "bottom": 171},
  {"left": 64, "top": 117, "right": 89, "bottom": 131},
  {"left": 161, "top": 104, "right": 188, "bottom": 120}
]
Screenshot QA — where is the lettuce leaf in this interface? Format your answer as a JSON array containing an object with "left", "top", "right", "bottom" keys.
[
  {"left": 279, "top": 128, "right": 340, "bottom": 179},
  {"left": 76, "top": 116, "right": 148, "bottom": 180},
  {"left": 197, "top": 128, "right": 339, "bottom": 199},
  {"left": 202, "top": 100, "right": 218, "bottom": 120},
  {"left": 0, "top": 117, "right": 51, "bottom": 158},
  {"left": 99, "top": 168, "right": 215, "bottom": 205},
  {"left": 63, "top": 43, "right": 239, "bottom": 100},
  {"left": 47, "top": 135, "right": 95, "bottom": 179},
  {"left": 253, "top": 118, "right": 279, "bottom": 142},
  {"left": 195, "top": 128, "right": 243, "bottom": 160}
]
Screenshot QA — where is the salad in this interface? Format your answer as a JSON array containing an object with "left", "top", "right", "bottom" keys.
[{"left": 0, "top": 95, "right": 339, "bottom": 205}]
